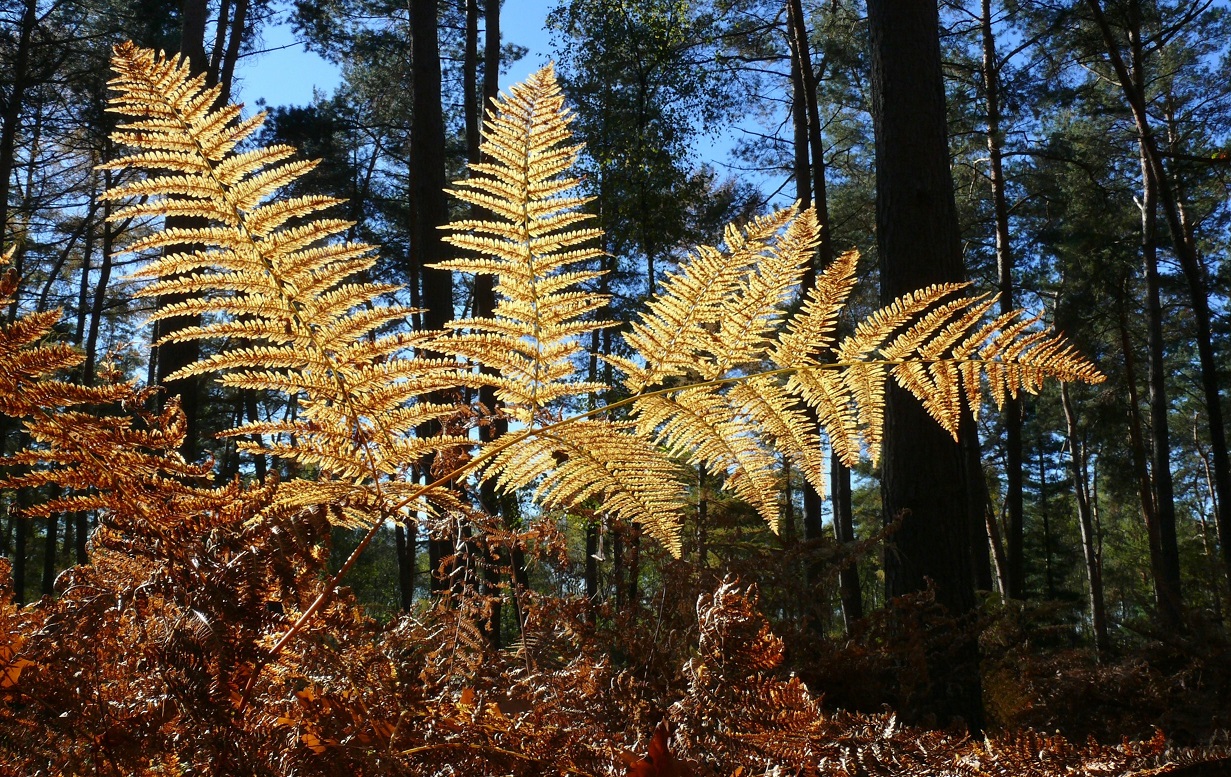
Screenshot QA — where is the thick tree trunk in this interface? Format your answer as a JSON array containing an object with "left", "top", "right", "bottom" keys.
[
  {"left": 1061, "top": 383, "right": 1110, "bottom": 657},
  {"left": 153, "top": 0, "right": 215, "bottom": 462},
  {"left": 867, "top": 0, "right": 982, "bottom": 730}
]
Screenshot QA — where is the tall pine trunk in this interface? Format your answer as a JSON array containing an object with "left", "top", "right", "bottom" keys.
[
  {"left": 981, "top": 0, "right": 1025, "bottom": 600},
  {"left": 787, "top": 0, "right": 862, "bottom": 631},
  {"left": 1140, "top": 142, "right": 1184, "bottom": 629},
  {"left": 410, "top": 0, "right": 455, "bottom": 595},
  {"left": 867, "top": 0, "right": 982, "bottom": 731},
  {"left": 1061, "top": 383, "right": 1110, "bottom": 657}
]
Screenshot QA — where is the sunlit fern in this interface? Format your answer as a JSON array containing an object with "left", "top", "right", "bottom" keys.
[
  {"left": 100, "top": 42, "right": 469, "bottom": 526},
  {"left": 100, "top": 43, "right": 1104, "bottom": 556}
]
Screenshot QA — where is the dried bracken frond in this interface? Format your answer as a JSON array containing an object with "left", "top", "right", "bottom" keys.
[
  {"left": 100, "top": 42, "right": 465, "bottom": 524},
  {"left": 614, "top": 207, "right": 812, "bottom": 391},
  {"left": 434, "top": 64, "right": 607, "bottom": 426}
]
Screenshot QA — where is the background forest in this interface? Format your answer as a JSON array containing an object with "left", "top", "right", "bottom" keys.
[{"left": 2, "top": 0, "right": 1231, "bottom": 774}]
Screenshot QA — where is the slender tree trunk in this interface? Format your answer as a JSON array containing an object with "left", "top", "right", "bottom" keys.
[
  {"left": 1117, "top": 294, "right": 1162, "bottom": 576},
  {"left": 1140, "top": 142, "right": 1184, "bottom": 629},
  {"left": 411, "top": 0, "right": 455, "bottom": 595},
  {"left": 12, "top": 431, "right": 30, "bottom": 604},
  {"left": 40, "top": 514, "right": 56, "bottom": 596},
  {"left": 1037, "top": 434, "right": 1055, "bottom": 600},
  {"left": 985, "top": 497, "right": 1009, "bottom": 595},
  {"left": 394, "top": 523, "right": 413, "bottom": 610},
  {"left": 0, "top": 0, "right": 37, "bottom": 247},
  {"left": 13, "top": 509, "right": 26, "bottom": 604},
  {"left": 981, "top": 0, "right": 1025, "bottom": 600},
  {"left": 217, "top": 0, "right": 249, "bottom": 106},
  {"left": 787, "top": 0, "right": 863, "bottom": 630},
  {"left": 1061, "top": 383, "right": 1110, "bottom": 657},
  {"left": 867, "top": 0, "right": 981, "bottom": 730},
  {"left": 1087, "top": 0, "right": 1231, "bottom": 590}
]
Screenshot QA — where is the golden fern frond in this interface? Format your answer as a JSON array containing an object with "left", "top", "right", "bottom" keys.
[
  {"left": 635, "top": 388, "right": 784, "bottom": 532},
  {"left": 728, "top": 376, "right": 827, "bottom": 497},
  {"left": 772, "top": 249, "right": 859, "bottom": 368},
  {"left": 100, "top": 43, "right": 462, "bottom": 521},
  {"left": 485, "top": 420, "right": 687, "bottom": 552},
  {"left": 830, "top": 286, "right": 1104, "bottom": 444},
  {"left": 786, "top": 368, "right": 861, "bottom": 465},
  {"left": 434, "top": 65, "right": 607, "bottom": 427},
  {"left": 711, "top": 208, "right": 819, "bottom": 377},
  {"left": 614, "top": 207, "right": 803, "bottom": 391}
]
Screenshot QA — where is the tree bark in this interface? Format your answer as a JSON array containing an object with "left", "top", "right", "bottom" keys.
[
  {"left": 867, "top": 0, "right": 982, "bottom": 730},
  {"left": 1139, "top": 140, "right": 1184, "bottom": 629},
  {"left": 787, "top": 0, "right": 863, "bottom": 630},
  {"left": 410, "top": 0, "right": 455, "bottom": 595},
  {"left": 981, "top": 0, "right": 1025, "bottom": 600},
  {"left": 1061, "top": 383, "right": 1110, "bottom": 657},
  {"left": 0, "top": 0, "right": 37, "bottom": 248},
  {"left": 1116, "top": 292, "right": 1162, "bottom": 587},
  {"left": 153, "top": 0, "right": 214, "bottom": 462}
]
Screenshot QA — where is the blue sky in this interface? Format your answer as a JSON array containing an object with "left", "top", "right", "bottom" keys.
[{"left": 234, "top": 4, "right": 555, "bottom": 109}]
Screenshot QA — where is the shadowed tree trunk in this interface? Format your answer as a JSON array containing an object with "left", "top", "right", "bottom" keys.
[
  {"left": 787, "top": 0, "right": 862, "bottom": 632},
  {"left": 0, "top": 0, "right": 37, "bottom": 248},
  {"left": 1139, "top": 143, "right": 1183, "bottom": 629},
  {"left": 410, "top": 0, "right": 455, "bottom": 595},
  {"left": 867, "top": 0, "right": 982, "bottom": 731},
  {"left": 1061, "top": 383, "right": 1110, "bottom": 657}
]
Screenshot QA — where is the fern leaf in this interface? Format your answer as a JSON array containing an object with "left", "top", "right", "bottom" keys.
[
  {"left": 773, "top": 249, "right": 859, "bottom": 368},
  {"left": 619, "top": 207, "right": 801, "bottom": 391},
  {"left": 434, "top": 64, "right": 607, "bottom": 427},
  {"left": 486, "top": 420, "right": 688, "bottom": 552},
  {"left": 635, "top": 389, "right": 783, "bottom": 532},
  {"left": 101, "top": 42, "right": 461, "bottom": 521},
  {"left": 729, "top": 376, "right": 827, "bottom": 497}
]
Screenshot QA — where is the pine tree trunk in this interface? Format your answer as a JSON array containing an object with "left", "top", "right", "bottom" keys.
[
  {"left": 981, "top": 0, "right": 1025, "bottom": 600},
  {"left": 40, "top": 513, "right": 56, "bottom": 596},
  {"left": 411, "top": 0, "right": 455, "bottom": 595},
  {"left": 787, "top": 0, "right": 863, "bottom": 630},
  {"left": 0, "top": 0, "right": 37, "bottom": 248},
  {"left": 867, "top": 0, "right": 982, "bottom": 731},
  {"left": 1140, "top": 143, "right": 1184, "bottom": 629},
  {"left": 152, "top": 0, "right": 214, "bottom": 461},
  {"left": 1116, "top": 294, "right": 1162, "bottom": 590},
  {"left": 1062, "top": 383, "right": 1110, "bottom": 656}
]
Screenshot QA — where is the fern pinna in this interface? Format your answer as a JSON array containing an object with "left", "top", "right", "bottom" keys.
[{"left": 99, "top": 43, "right": 1102, "bottom": 561}]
